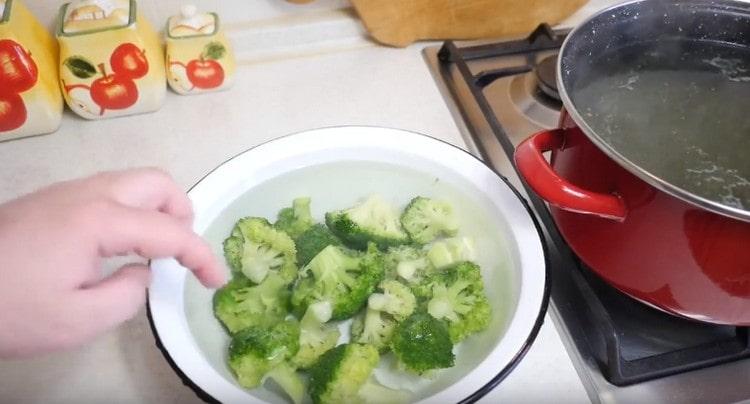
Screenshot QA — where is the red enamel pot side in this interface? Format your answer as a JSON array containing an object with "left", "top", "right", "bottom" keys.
[{"left": 515, "top": 110, "right": 750, "bottom": 325}]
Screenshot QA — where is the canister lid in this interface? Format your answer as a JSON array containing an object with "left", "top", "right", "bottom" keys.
[
  {"left": 60, "top": 0, "right": 133, "bottom": 35},
  {"left": 167, "top": 5, "right": 217, "bottom": 38},
  {"left": 0, "top": 0, "right": 9, "bottom": 24}
]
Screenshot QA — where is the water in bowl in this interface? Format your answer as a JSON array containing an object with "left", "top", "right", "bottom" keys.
[{"left": 183, "top": 160, "right": 517, "bottom": 403}]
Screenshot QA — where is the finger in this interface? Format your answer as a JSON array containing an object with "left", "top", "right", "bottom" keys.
[
  {"left": 72, "top": 264, "right": 151, "bottom": 339},
  {"left": 101, "top": 168, "right": 194, "bottom": 225},
  {"left": 97, "top": 203, "right": 225, "bottom": 288}
]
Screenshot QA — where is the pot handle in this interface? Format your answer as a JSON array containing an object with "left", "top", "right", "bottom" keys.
[{"left": 514, "top": 129, "right": 627, "bottom": 221}]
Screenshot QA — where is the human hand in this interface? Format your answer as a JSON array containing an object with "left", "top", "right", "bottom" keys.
[{"left": 0, "top": 168, "right": 225, "bottom": 359}]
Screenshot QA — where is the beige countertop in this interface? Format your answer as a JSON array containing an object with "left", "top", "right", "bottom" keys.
[{"left": 0, "top": 0, "right": 609, "bottom": 402}]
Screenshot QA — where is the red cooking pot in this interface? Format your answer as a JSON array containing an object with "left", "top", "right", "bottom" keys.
[{"left": 515, "top": 0, "right": 750, "bottom": 325}]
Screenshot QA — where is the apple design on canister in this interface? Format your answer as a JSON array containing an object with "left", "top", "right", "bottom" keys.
[
  {"left": 169, "top": 42, "right": 227, "bottom": 91},
  {"left": 62, "top": 42, "right": 149, "bottom": 117},
  {"left": 0, "top": 39, "right": 38, "bottom": 132}
]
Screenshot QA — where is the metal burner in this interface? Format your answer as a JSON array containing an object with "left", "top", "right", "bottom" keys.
[{"left": 535, "top": 54, "right": 560, "bottom": 101}]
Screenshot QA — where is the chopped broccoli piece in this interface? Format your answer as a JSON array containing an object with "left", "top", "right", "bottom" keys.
[
  {"left": 213, "top": 273, "right": 290, "bottom": 334},
  {"left": 358, "top": 379, "right": 410, "bottom": 404},
  {"left": 223, "top": 229, "right": 244, "bottom": 274},
  {"left": 384, "top": 245, "right": 434, "bottom": 284},
  {"left": 325, "top": 195, "right": 409, "bottom": 250},
  {"left": 308, "top": 343, "right": 379, "bottom": 404},
  {"left": 426, "top": 237, "right": 476, "bottom": 270},
  {"left": 416, "top": 262, "right": 491, "bottom": 343},
  {"left": 275, "top": 197, "right": 315, "bottom": 239},
  {"left": 223, "top": 217, "right": 298, "bottom": 284},
  {"left": 368, "top": 280, "right": 416, "bottom": 321},
  {"left": 292, "top": 244, "right": 385, "bottom": 320},
  {"left": 264, "top": 363, "right": 306, "bottom": 404},
  {"left": 295, "top": 224, "right": 342, "bottom": 267},
  {"left": 292, "top": 301, "right": 341, "bottom": 369},
  {"left": 390, "top": 312, "right": 455, "bottom": 374},
  {"left": 400, "top": 197, "right": 459, "bottom": 244},
  {"left": 228, "top": 320, "right": 304, "bottom": 404},
  {"left": 351, "top": 307, "right": 396, "bottom": 352},
  {"left": 351, "top": 280, "right": 416, "bottom": 352}
]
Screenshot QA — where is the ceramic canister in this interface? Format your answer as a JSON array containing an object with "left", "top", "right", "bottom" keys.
[
  {"left": 56, "top": 0, "right": 165, "bottom": 119},
  {"left": 0, "top": 0, "right": 63, "bottom": 140},
  {"left": 166, "top": 5, "right": 235, "bottom": 95}
]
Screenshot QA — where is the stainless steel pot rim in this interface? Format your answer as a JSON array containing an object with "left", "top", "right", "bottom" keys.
[{"left": 556, "top": 0, "right": 750, "bottom": 223}]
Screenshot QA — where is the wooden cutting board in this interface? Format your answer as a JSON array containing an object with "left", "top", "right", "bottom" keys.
[{"left": 349, "top": 0, "right": 587, "bottom": 47}]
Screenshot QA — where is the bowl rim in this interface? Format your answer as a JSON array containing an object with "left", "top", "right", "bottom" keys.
[{"left": 146, "top": 125, "right": 550, "bottom": 403}]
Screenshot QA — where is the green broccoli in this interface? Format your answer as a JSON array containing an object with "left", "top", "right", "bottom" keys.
[
  {"left": 351, "top": 280, "right": 417, "bottom": 352},
  {"left": 358, "top": 379, "right": 410, "bottom": 404},
  {"left": 414, "top": 262, "right": 491, "bottom": 343},
  {"left": 213, "top": 272, "right": 290, "bottom": 334},
  {"left": 292, "top": 301, "right": 341, "bottom": 369},
  {"left": 228, "top": 320, "right": 305, "bottom": 404},
  {"left": 390, "top": 312, "right": 455, "bottom": 374},
  {"left": 426, "top": 237, "right": 476, "bottom": 270},
  {"left": 309, "top": 343, "right": 406, "bottom": 404},
  {"left": 325, "top": 195, "right": 409, "bottom": 250},
  {"left": 400, "top": 197, "right": 459, "bottom": 244},
  {"left": 350, "top": 307, "right": 396, "bottom": 352},
  {"left": 383, "top": 245, "right": 434, "bottom": 284},
  {"left": 295, "top": 224, "right": 342, "bottom": 267},
  {"left": 222, "top": 217, "right": 298, "bottom": 284},
  {"left": 275, "top": 197, "right": 315, "bottom": 239},
  {"left": 291, "top": 244, "right": 385, "bottom": 320},
  {"left": 368, "top": 280, "right": 416, "bottom": 321}
]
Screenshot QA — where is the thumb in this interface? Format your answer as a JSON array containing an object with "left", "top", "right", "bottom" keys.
[{"left": 73, "top": 264, "right": 152, "bottom": 339}]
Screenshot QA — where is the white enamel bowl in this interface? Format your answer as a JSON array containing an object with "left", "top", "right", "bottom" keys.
[{"left": 148, "top": 126, "right": 548, "bottom": 404}]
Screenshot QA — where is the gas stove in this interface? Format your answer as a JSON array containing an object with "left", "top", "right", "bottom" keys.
[{"left": 424, "top": 25, "right": 750, "bottom": 404}]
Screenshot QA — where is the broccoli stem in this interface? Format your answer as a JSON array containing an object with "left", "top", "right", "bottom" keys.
[
  {"left": 358, "top": 378, "right": 409, "bottom": 404},
  {"left": 265, "top": 363, "right": 305, "bottom": 404}
]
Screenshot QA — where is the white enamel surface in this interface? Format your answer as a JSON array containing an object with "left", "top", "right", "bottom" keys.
[{"left": 149, "top": 126, "right": 546, "bottom": 403}]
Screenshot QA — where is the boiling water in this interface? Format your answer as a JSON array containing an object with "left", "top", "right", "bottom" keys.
[{"left": 571, "top": 40, "right": 750, "bottom": 211}]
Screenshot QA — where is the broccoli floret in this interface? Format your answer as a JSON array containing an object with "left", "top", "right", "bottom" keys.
[
  {"left": 351, "top": 307, "right": 396, "bottom": 352},
  {"left": 384, "top": 245, "right": 434, "bottom": 284},
  {"left": 223, "top": 217, "right": 298, "bottom": 284},
  {"left": 275, "top": 197, "right": 315, "bottom": 239},
  {"left": 228, "top": 320, "right": 304, "bottom": 404},
  {"left": 292, "top": 301, "right": 341, "bottom": 369},
  {"left": 213, "top": 273, "right": 290, "bottom": 334},
  {"left": 291, "top": 244, "right": 385, "bottom": 320},
  {"left": 400, "top": 197, "right": 459, "bottom": 244},
  {"left": 426, "top": 237, "right": 476, "bottom": 270},
  {"left": 358, "top": 378, "right": 410, "bottom": 404},
  {"left": 308, "top": 343, "right": 380, "bottom": 404},
  {"left": 390, "top": 312, "right": 455, "bottom": 374},
  {"left": 223, "top": 228, "right": 244, "bottom": 273},
  {"left": 415, "top": 262, "right": 491, "bottom": 343},
  {"left": 295, "top": 224, "right": 342, "bottom": 267},
  {"left": 368, "top": 280, "right": 416, "bottom": 321},
  {"left": 351, "top": 280, "right": 416, "bottom": 352},
  {"left": 325, "top": 195, "right": 409, "bottom": 250}
]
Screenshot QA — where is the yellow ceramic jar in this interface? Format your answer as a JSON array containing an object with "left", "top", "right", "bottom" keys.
[
  {"left": 56, "top": 0, "right": 165, "bottom": 119},
  {"left": 0, "top": 0, "right": 63, "bottom": 141},
  {"left": 166, "top": 5, "right": 235, "bottom": 95}
]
